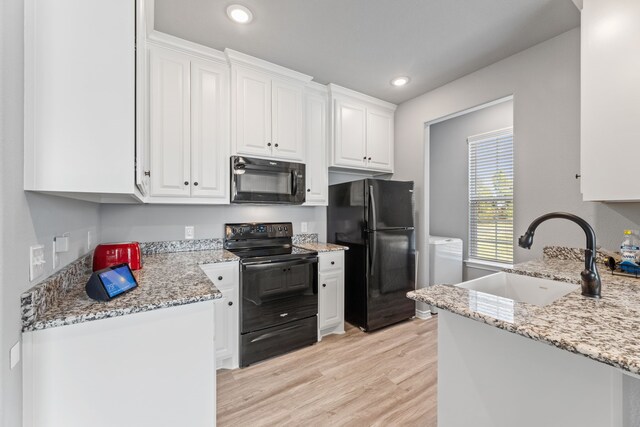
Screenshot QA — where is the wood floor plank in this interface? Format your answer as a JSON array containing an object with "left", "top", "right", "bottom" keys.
[{"left": 217, "top": 317, "right": 438, "bottom": 426}]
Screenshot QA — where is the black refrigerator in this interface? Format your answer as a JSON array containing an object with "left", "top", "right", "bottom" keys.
[{"left": 327, "top": 179, "right": 416, "bottom": 331}]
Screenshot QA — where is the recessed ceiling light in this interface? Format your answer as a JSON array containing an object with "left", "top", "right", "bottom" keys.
[
  {"left": 391, "top": 76, "right": 410, "bottom": 87},
  {"left": 227, "top": 4, "right": 253, "bottom": 24}
]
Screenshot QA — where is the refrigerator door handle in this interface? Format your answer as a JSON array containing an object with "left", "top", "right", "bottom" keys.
[
  {"left": 369, "top": 234, "right": 377, "bottom": 276},
  {"left": 369, "top": 185, "right": 377, "bottom": 230}
]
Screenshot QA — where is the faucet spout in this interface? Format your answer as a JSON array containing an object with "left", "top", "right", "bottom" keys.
[{"left": 518, "top": 212, "right": 601, "bottom": 298}]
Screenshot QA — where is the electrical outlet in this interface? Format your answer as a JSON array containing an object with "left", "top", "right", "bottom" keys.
[
  {"left": 10, "top": 342, "right": 20, "bottom": 369},
  {"left": 54, "top": 234, "right": 70, "bottom": 253},
  {"left": 301, "top": 222, "right": 308, "bottom": 233},
  {"left": 87, "top": 231, "right": 92, "bottom": 250},
  {"left": 185, "top": 226, "right": 195, "bottom": 240},
  {"left": 29, "top": 245, "right": 46, "bottom": 281}
]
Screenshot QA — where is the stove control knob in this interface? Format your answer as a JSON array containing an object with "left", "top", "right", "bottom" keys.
[{"left": 278, "top": 226, "right": 282, "bottom": 231}]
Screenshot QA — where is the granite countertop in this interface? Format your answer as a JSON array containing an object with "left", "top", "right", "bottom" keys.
[
  {"left": 24, "top": 249, "right": 238, "bottom": 332},
  {"left": 295, "top": 242, "right": 349, "bottom": 252},
  {"left": 408, "top": 254, "right": 640, "bottom": 375}
]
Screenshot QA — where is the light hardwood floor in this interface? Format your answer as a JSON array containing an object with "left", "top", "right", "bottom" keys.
[{"left": 217, "top": 317, "right": 437, "bottom": 427}]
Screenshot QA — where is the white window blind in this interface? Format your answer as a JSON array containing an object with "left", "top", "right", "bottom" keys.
[{"left": 468, "top": 127, "right": 514, "bottom": 264}]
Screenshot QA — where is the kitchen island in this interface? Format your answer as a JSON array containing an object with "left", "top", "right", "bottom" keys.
[
  {"left": 21, "top": 240, "right": 237, "bottom": 427},
  {"left": 408, "top": 247, "right": 640, "bottom": 427}
]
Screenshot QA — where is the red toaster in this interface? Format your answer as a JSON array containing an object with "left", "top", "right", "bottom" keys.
[{"left": 93, "top": 242, "right": 142, "bottom": 272}]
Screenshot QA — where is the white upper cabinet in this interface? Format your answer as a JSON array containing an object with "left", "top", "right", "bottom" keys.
[
  {"left": 304, "top": 83, "right": 329, "bottom": 206},
  {"left": 234, "top": 68, "right": 272, "bottom": 157},
  {"left": 334, "top": 99, "right": 368, "bottom": 168},
  {"left": 329, "top": 84, "right": 396, "bottom": 174},
  {"left": 366, "top": 107, "right": 394, "bottom": 171},
  {"left": 190, "top": 59, "right": 230, "bottom": 199},
  {"left": 149, "top": 47, "right": 191, "bottom": 197},
  {"left": 24, "top": 0, "right": 143, "bottom": 203},
  {"left": 581, "top": 0, "right": 640, "bottom": 201},
  {"left": 147, "top": 37, "right": 230, "bottom": 204},
  {"left": 227, "top": 49, "right": 311, "bottom": 162},
  {"left": 271, "top": 79, "right": 305, "bottom": 160}
]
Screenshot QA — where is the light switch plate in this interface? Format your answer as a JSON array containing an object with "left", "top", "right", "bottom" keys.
[
  {"left": 29, "top": 245, "right": 46, "bottom": 281},
  {"left": 10, "top": 342, "right": 20, "bottom": 369},
  {"left": 185, "top": 226, "right": 195, "bottom": 240}
]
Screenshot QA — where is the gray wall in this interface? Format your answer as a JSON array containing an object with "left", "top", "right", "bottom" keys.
[
  {"left": 1, "top": 0, "right": 102, "bottom": 423},
  {"left": 430, "top": 100, "right": 513, "bottom": 280},
  {"left": 100, "top": 205, "right": 326, "bottom": 242},
  {"left": 393, "top": 28, "right": 640, "bottom": 291}
]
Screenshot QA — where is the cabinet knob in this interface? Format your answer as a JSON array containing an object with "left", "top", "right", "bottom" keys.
[
  {"left": 363, "top": 156, "right": 367, "bottom": 160},
  {"left": 368, "top": 157, "right": 372, "bottom": 161},
  {"left": 322, "top": 284, "right": 326, "bottom": 287},
  {"left": 218, "top": 276, "right": 223, "bottom": 281},
  {"left": 194, "top": 182, "right": 199, "bottom": 186},
  {"left": 274, "top": 143, "right": 279, "bottom": 148},
  {"left": 228, "top": 301, "right": 233, "bottom": 306},
  {"left": 331, "top": 261, "right": 335, "bottom": 265},
  {"left": 184, "top": 181, "right": 189, "bottom": 186},
  {"left": 267, "top": 142, "right": 272, "bottom": 147},
  {"left": 307, "top": 189, "right": 311, "bottom": 192}
]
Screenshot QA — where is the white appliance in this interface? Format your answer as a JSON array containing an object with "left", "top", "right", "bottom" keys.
[{"left": 429, "top": 236, "right": 463, "bottom": 285}]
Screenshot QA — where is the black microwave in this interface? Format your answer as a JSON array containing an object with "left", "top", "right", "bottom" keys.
[{"left": 230, "top": 156, "right": 306, "bottom": 204}]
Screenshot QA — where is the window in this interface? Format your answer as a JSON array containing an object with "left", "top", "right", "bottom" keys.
[{"left": 468, "top": 127, "right": 513, "bottom": 265}]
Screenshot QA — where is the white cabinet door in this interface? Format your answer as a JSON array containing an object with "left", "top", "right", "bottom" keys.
[
  {"left": 234, "top": 68, "right": 272, "bottom": 157},
  {"left": 271, "top": 79, "right": 305, "bottom": 161},
  {"left": 201, "top": 262, "right": 239, "bottom": 369},
  {"left": 190, "top": 59, "right": 229, "bottom": 201},
  {"left": 581, "top": 0, "right": 640, "bottom": 201},
  {"left": 149, "top": 46, "right": 191, "bottom": 197},
  {"left": 214, "top": 294, "right": 233, "bottom": 363},
  {"left": 319, "top": 271, "right": 343, "bottom": 330},
  {"left": 303, "top": 89, "right": 328, "bottom": 205},
  {"left": 333, "top": 98, "right": 367, "bottom": 168},
  {"left": 366, "top": 107, "right": 394, "bottom": 172},
  {"left": 24, "top": 0, "right": 136, "bottom": 197}
]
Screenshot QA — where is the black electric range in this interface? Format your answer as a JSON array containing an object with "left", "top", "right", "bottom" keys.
[{"left": 224, "top": 222, "right": 318, "bottom": 367}]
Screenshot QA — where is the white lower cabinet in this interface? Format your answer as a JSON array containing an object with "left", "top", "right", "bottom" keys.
[
  {"left": 22, "top": 302, "right": 216, "bottom": 427},
  {"left": 318, "top": 251, "right": 345, "bottom": 338},
  {"left": 201, "top": 261, "right": 239, "bottom": 369}
]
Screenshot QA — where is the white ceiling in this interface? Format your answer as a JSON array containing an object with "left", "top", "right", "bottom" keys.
[{"left": 154, "top": 0, "right": 580, "bottom": 104}]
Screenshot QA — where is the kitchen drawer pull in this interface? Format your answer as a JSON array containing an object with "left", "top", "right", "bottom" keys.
[
  {"left": 193, "top": 182, "right": 198, "bottom": 186},
  {"left": 274, "top": 143, "right": 279, "bottom": 148},
  {"left": 267, "top": 142, "right": 272, "bottom": 147},
  {"left": 331, "top": 261, "right": 335, "bottom": 265},
  {"left": 218, "top": 276, "right": 223, "bottom": 281},
  {"left": 184, "top": 181, "right": 189, "bottom": 186},
  {"left": 228, "top": 301, "right": 233, "bottom": 306}
]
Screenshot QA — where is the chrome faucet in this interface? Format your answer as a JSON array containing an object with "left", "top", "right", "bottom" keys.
[{"left": 518, "top": 212, "right": 601, "bottom": 298}]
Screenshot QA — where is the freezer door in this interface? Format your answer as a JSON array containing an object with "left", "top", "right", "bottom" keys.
[
  {"left": 367, "top": 180, "right": 414, "bottom": 230},
  {"left": 365, "top": 229, "right": 416, "bottom": 331}
]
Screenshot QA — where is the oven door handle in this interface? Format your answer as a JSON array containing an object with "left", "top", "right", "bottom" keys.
[{"left": 241, "top": 256, "right": 318, "bottom": 268}]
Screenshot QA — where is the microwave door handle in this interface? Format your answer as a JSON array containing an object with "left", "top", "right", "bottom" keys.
[{"left": 291, "top": 170, "right": 298, "bottom": 196}]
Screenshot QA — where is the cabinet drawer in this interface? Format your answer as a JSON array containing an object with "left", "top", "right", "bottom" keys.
[
  {"left": 200, "top": 262, "right": 239, "bottom": 291},
  {"left": 319, "top": 251, "right": 343, "bottom": 273}
]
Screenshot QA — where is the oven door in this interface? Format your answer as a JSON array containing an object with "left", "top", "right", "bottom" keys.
[
  {"left": 231, "top": 156, "right": 306, "bottom": 204},
  {"left": 240, "top": 256, "right": 318, "bottom": 333}
]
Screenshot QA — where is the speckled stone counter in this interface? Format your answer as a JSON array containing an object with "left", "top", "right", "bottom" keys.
[
  {"left": 295, "top": 242, "right": 349, "bottom": 252},
  {"left": 408, "top": 250, "right": 640, "bottom": 374},
  {"left": 22, "top": 249, "right": 238, "bottom": 332}
]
